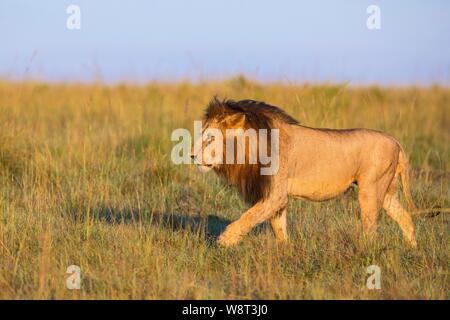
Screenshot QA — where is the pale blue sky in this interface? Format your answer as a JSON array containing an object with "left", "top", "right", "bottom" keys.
[{"left": 1, "top": 0, "right": 449, "bottom": 84}]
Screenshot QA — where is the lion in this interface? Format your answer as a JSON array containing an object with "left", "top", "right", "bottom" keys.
[{"left": 191, "top": 98, "right": 447, "bottom": 247}]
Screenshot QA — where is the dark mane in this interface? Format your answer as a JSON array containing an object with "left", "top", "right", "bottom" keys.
[
  {"left": 203, "top": 97, "right": 298, "bottom": 205},
  {"left": 204, "top": 97, "right": 299, "bottom": 128}
]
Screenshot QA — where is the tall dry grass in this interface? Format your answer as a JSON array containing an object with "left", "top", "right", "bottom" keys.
[{"left": 0, "top": 78, "right": 448, "bottom": 299}]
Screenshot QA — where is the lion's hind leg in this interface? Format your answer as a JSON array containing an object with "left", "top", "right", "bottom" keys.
[
  {"left": 357, "top": 168, "right": 395, "bottom": 237},
  {"left": 357, "top": 184, "right": 381, "bottom": 236},
  {"left": 270, "top": 207, "right": 288, "bottom": 243},
  {"left": 383, "top": 179, "right": 417, "bottom": 247}
]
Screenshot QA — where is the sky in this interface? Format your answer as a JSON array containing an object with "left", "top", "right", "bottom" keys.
[{"left": 1, "top": 0, "right": 449, "bottom": 85}]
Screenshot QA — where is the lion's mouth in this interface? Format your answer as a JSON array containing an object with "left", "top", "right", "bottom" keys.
[{"left": 193, "top": 161, "right": 213, "bottom": 168}]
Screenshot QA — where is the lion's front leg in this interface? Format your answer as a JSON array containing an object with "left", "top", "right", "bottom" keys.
[
  {"left": 270, "top": 207, "right": 288, "bottom": 243},
  {"left": 218, "top": 197, "right": 288, "bottom": 247},
  {"left": 217, "top": 221, "right": 246, "bottom": 247}
]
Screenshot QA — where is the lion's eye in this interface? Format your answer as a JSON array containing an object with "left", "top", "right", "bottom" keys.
[{"left": 205, "top": 133, "right": 214, "bottom": 142}]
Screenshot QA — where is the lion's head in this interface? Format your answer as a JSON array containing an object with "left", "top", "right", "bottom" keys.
[{"left": 191, "top": 97, "right": 298, "bottom": 204}]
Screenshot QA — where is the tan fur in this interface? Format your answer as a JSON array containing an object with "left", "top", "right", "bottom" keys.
[{"left": 192, "top": 98, "right": 446, "bottom": 247}]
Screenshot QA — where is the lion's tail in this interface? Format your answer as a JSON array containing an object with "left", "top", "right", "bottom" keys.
[
  {"left": 398, "top": 149, "right": 417, "bottom": 211},
  {"left": 398, "top": 148, "right": 449, "bottom": 217}
]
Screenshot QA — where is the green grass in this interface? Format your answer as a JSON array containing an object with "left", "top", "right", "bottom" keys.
[{"left": 0, "top": 79, "right": 448, "bottom": 299}]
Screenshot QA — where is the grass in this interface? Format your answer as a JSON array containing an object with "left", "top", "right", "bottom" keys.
[{"left": 0, "top": 78, "right": 448, "bottom": 299}]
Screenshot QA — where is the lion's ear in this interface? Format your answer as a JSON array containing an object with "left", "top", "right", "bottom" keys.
[{"left": 227, "top": 113, "right": 247, "bottom": 128}]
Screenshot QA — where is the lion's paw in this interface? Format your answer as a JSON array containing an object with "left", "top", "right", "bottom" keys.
[{"left": 217, "top": 231, "right": 242, "bottom": 247}]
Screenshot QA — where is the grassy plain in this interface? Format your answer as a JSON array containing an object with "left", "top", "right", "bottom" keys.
[{"left": 0, "top": 78, "right": 448, "bottom": 299}]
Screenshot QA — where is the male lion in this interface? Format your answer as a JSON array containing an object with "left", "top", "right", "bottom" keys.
[{"left": 191, "top": 98, "right": 444, "bottom": 247}]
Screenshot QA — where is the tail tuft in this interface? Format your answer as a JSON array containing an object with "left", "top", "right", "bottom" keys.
[{"left": 413, "top": 207, "right": 450, "bottom": 218}]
